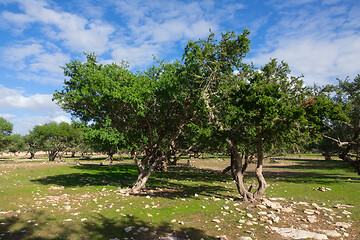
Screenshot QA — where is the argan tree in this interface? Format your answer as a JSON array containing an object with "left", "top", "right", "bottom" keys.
[
  {"left": 31, "top": 121, "right": 78, "bottom": 161},
  {"left": 307, "top": 75, "right": 360, "bottom": 174},
  {"left": 182, "top": 31, "right": 309, "bottom": 201},
  {"left": 54, "top": 56, "right": 201, "bottom": 192},
  {"left": 0, "top": 117, "right": 14, "bottom": 152}
]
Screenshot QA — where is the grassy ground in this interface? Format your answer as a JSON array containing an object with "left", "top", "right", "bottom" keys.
[{"left": 0, "top": 154, "right": 359, "bottom": 239}]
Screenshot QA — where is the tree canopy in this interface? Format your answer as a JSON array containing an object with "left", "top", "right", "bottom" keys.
[
  {"left": 0, "top": 117, "right": 14, "bottom": 152},
  {"left": 54, "top": 30, "right": 352, "bottom": 200}
]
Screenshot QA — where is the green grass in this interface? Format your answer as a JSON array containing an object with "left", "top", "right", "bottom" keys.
[{"left": 0, "top": 155, "right": 359, "bottom": 239}]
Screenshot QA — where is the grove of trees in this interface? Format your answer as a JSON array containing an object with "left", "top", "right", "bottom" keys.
[{"left": 2, "top": 30, "right": 359, "bottom": 202}]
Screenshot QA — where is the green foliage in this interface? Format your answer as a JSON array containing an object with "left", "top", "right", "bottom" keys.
[
  {"left": 82, "top": 118, "right": 125, "bottom": 156},
  {"left": 0, "top": 117, "right": 14, "bottom": 152},
  {"left": 6, "top": 134, "right": 25, "bottom": 155},
  {"left": 308, "top": 74, "right": 360, "bottom": 173},
  {"left": 227, "top": 59, "right": 309, "bottom": 153},
  {"left": 54, "top": 53, "right": 200, "bottom": 159},
  {"left": 30, "top": 121, "right": 79, "bottom": 161}
]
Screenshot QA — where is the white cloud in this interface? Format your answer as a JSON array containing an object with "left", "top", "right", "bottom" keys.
[
  {"left": 0, "top": 85, "right": 71, "bottom": 135},
  {"left": 250, "top": 2, "right": 360, "bottom": 85},
  {"left": 0, "top": 113, "right": 16, "bottom": 119},
  {"left": 11, "top": 114, "right": 71, "bottom": 135},
  {"left": 1, "top": 0, "right": 114, "bottom": 54},
  {"left": 1, "top": 43, "right": 69, "bottom": 84},
  {"left": 0, "top": 85, "right": 61, "bottom": 112}
]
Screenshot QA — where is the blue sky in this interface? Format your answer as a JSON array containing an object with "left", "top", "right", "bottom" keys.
[{"left": 0, "top": 0, "right": 359, "bottom": 135}]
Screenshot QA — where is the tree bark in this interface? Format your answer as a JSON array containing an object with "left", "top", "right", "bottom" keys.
[
  {"left": 107, "top": 152, "right": 114, "bottom": 166},
  {"left": 131, "top": 154, "right": 161, "bottom": 193},
  {"left": 253, "top": 137, "right": 268, "bottom": 199},
  {"left": 48, "top": 151, "right": 57, "bottom": 161},
  {"left": 29, "top": 152, "right": 35, "bottom": 159}
]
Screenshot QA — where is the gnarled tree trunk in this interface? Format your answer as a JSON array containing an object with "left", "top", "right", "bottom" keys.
[
  {"left": 130, "top": 150, "right": 164, "bottom": 193},
  {"left": 29, "top": 152, "right": 35, "bottom": 159},
  {"left": 228, "top": 138, "right": 268, "bottom": 202}
]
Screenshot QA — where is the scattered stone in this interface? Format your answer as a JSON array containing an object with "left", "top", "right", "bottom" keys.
[
  {"left": 245, "top": 221, "right": 254, "bottom": 226},
  {"left": 304, "top": 209, "right": 316, "bottom": 215},
  {"left": 297, "top": 202, "right": 309, "bottom": 206},
  {"left": 273, "top": 216, "right": 280, "bottom": 223},
  {"left": 319, "top": 229, "right": 341, "bottom": 238},
  {"left": 238, "top": 237, "right": 252, "bottom": 240},
  {"left": 271, "top": 227, "right": 328, "bottom": 239},
  {"left": 256, "top": 204, "right": 267, "bottom": 209},
  {"left": 269, "top": 197, "right": 285, "bottom": 201},
  {"left": 246, "top": 213, "right": 253, "bottom": 218},
  {"left": 63, "top": 219, "right": 72, "bottom": 222},
  {"left": 49, "top": 186, "right": 64, "bottom": 190},
  {"left": 125, "top": 226, "right": 135, "bottom": 232},
  {"left": 306, "top": 215, "right": 318, "bottom": 223},
  {"left": 170, "top": 219, "right": 176, "bottom": 223},
  {"left": 80, "top": 218, "right": 87, "bottom": 222},
  {"left": 212, "top": 219, "right": 221, "bottom": 223},
  {"left": 315, "top": 187, "right": 331, "bottom": 191},
  {"left": 335, "top": 222, "right": 351, "bottom": 229},
  {"left": 282, "top": 207, "right": 293, "bottom": 213},
  {"left": 216, "top": 235, "right": 228, "bottom": 240},
  {"left": 137, "top": 227, "right": 149, "bottom": 232},
  {"left": 262, "top": 198, "right": 282, "bottom": 209},
  {"left": 334, "top": 204, "right": 354, "bottom": 209},
  {"left": 258, "top": 211, "right": 267, "bottom": 215},
  {"left": 341, "top": 210, "right": 351, "bottom": 215},
  {"left": 178, "top": 221, "right": 184, "bottom": 225}
]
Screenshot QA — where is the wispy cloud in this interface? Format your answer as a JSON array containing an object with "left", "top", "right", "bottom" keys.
[
  {"left": 250, "top": 1, "right": 360, "bottom": 85},
  {"left": 1, "top": 0, "right": 114, "bottom": 54}
]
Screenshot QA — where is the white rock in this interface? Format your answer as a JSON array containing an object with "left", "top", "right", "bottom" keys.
[
  {"left": 271, "top": 227, "right": 328, "bottom": 239},
  {"left": 273, "top": 216, "right": 280, "bottom": 223},
  {"left": 137, "top": 227, "right": 149, "bottom": 232},
  {"left": 246, "top": 213, "right": 253, "bottom": 218},
  {"left": 262, "top": 198, "right": 282, "bottom": 209},
  {"left": 125, "top": 226, "right": 135, "bottom": 232},
  {"left": 216, "top": 235, "right": 228, "bottom": 240},
  {"left": 319, "top": 229, "right": 341, "bottom": 237},
  {"left": 258, "top": 211, "right": 267, "bottom": 215},
  {"left": 171, "top": 219, "right": 176, "bottom": 223},
  {"left": 304, "top": 209, "right": 315, "bottom": 215},
  {"left": 63, "top": 219, "right": 72, "bottom": 222},
  {"left": 282, "top": 207, "right": 293, "bottom": 213},
  {"left": 307, "top": 215, "right": 318, "bottom": 223},
  {"left": 335, "top": 222, "right": 351, "bottom": 228},
  {"left": 342, "top": 210, "right": 352, "bottom": 215},
  {"left": 212, "top": 219, "right": 221, "bottom": 223},
  {"left": 238, "top": 237, "right": 252, "bottom": 240}
]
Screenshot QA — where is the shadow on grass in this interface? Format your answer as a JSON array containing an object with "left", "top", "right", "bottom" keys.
[
  {"left": 0, "top": 212, "right": 215, "bottom": 240},
  {"left": 31, "top": 164, "right": 234, "bottom": 199},
  {"left": 263, "top": 158, "right": 360, "bottom": 184}
]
